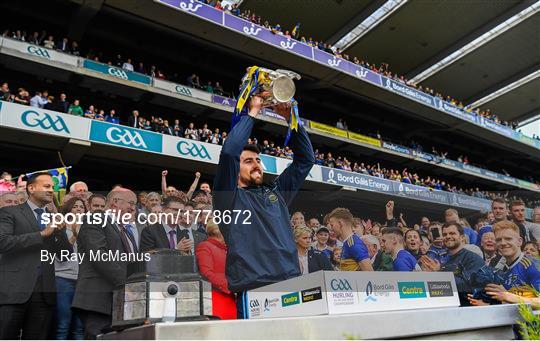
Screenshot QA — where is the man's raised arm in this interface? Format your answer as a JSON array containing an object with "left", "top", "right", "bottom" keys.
[
  {"left": 276, "top": 123, "right": 315, "bottom": 205},
  {"left": 214, "top": 97, "right": 261, "bottom": 193}
]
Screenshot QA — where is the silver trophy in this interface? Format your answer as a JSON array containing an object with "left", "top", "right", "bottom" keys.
[{"left": 241, "top": 67, "right": 301, "bottom": 107}]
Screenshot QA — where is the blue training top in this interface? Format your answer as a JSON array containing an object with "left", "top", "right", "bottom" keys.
[{"left": 214, "top": 115, "right": 315, "bottom": 292}]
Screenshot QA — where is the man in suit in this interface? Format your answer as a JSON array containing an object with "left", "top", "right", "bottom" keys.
[
  {"left": 0, "top": 172, "right": 71, "bottom": 339},
  {"left": 56, "top": 93, "right": 69, "bottom": 113},
  {"left": 127, "top": 110, "right": 139, "bottom": 128},
  {"left": 140, "top": 197, "right": 205, "bottom": 253},
  {"left": 361, "top": 234, "right": 393, "bottom": 271},
  {"left": 72, "top": 188, "right": 138, "bottom": 339}
]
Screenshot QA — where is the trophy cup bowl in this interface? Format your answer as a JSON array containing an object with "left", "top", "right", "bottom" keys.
[{"left": 241, "top": 67, "right": 301, "bottom": 108}]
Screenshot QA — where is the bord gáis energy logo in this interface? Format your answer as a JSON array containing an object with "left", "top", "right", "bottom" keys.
[
  {"left": 398, "top": 282, "right": 427, "bottom": 299},
  {"left": 21, "top": 110, "right": 70, "bottom": 133}
]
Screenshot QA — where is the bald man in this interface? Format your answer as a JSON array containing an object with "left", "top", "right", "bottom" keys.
[{"left": 72, "top": 188, "right": 138, "bottom": 339}]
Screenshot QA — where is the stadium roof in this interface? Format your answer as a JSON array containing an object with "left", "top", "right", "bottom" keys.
[{"left": 242, "top": 0, "right": 540, "bottom": 123}]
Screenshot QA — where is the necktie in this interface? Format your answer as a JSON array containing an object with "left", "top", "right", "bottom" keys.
[
  {"left": 168, "top": 230, "right": 176, "bottom": 250},
  {"left": 34, "top": 208, "right": 46, "bottom": 230},
  {"left": 123, "top": 225, "right": 138, "bottom": 253}
]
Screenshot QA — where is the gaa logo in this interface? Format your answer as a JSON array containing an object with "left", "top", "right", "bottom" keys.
[
  {"left": 107, "top": 67, "right": 128, "bottom": 80},
  {"left": 21, "top": 110, "right": 70, "bottom": 133},
  {"left": 249, "top": 299, "right": 259, "bottom": 308},
  {"left": 175, "top": 85, "right": 192, "bottom": 97},
  {"left": 27, "top": 45, "right": 51, "bottom": 59},
  {"left": 330, "top": 278, "right": 352, "bottom": 291},
  {"left": 105, "top": 127, "right": 147, "bottom": 148},
  {"left": 177, "top": 141, "right": 211, "bottom": 160}
]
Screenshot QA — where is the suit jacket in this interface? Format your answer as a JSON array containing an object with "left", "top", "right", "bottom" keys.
[
  {"left": 0, "top": 203, "right": 71, "bottom": 305},
  {"left": 140, "top": 223, "right": 206, "bottom": 252},
  {"left": 307, "top": 249, "right": 333, "bottom": 273},
  {"left": 72, "top": 219, "right": 129, "bottom": 315},
  {"left": 127, "top": 115, "right": 138, "bottom": 128}
]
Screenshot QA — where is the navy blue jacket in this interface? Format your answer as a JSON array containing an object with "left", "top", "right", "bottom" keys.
[{"left": 214, "top": 115, "right": 315, "bottom": 291}]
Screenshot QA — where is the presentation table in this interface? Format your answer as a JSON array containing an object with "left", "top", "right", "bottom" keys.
[{"left": 99, "top": 304, "right": 521, "bottom": 339}]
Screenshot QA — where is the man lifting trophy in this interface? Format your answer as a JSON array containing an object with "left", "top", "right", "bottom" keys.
[{"left": 213, "top": 66, "right": 315, "bottom": 319}]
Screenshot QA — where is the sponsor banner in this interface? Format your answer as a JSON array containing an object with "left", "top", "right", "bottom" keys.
[
  {"left": 398, "top": 281, "right": 427, "bottom": 299},
  {"left": 515, "top": 133, "right": 537, "bottom": 147},
  {"left": 481, "top": 117, "right": 514, "bottom": 137},
  {"left": 351, "top": 65, "right": 382, "bottom": 86},
  {"left": 0, "top": 102, "right": 89, "bottom": 140},
  {"left": 321, "top": 167, "right": 393, "bottom": 193},
  {"left": 153, "top": 78, "right": 212, "bottom": 101},
  {"left": 309, "top": 121, "right": 347, "bottom": 138},
  {"left": 313, "top": 48, "right": 353, "bottom": 74},
  {"left": 212, "top": 94, "right": 236, "bottom": 108},
  {"left": 382, "top": 141, "right": 412, "bottom": 155},
  {"left": 412, "top": 150, "right": 437, "bottom": 162},
  {"left": 90, "top": 121, "right": 162, "bottom": 153},
  {"left": 158, "top": 0, "right": 223, "bottom": 24},
  {"left": 393, "top": 182, "right": 450, "bottom": 205},
  {"left": 517, "top": 179, "right": 539, "bottom": 190},
  {"left": 82, "top": 59, "right": 151, "bottom": 85},
  {"left": 502, "top": 175, "right": 517, "bottom": 184},
  {"left": 330, "top": 271, "right": 459, "bottom": 315},
  {"left": 260, "top": 154, "right": 278, "bottom": 175},
  {"left": 483, "top": 170, "right": 502, "bottom": 180},
  {"left": 272, "top": 35, "right": 312, "bottom": 59},
  {"left": 442, "top": 158, "right": 462, "bottom": 168},
  {"left": 261, "top": 108, "right": 286, "bottom": 121},
  {"left": 223, "top": 14, "right": 312, "bottom": 59},
  {"left": 348, "top": 131, "right": 381, "bottom": 147},
  {"left": 449, "top": 193, "right": 491, "bottom": 211},
  {"left": 162, "top": 134, "right": 220, "bottom": 163},
  {"left": 436, "top": 100, "right": 477, "bottom": 124},
  {"left": 463, "top": 164, "right": 483, "bottom": 175},
  {"left": 248, "top": 271, "right": 458, "bottom": 319},
  {"left": 247, "top": 271, "right": 329, "bottom": 319},
  {"left": 1, "top": 38, "right": 79, "bottom": 66},
  {"left": 382, "top": 77, "right": 435, "bottom": 107},
  {"left": 427, "top": 281, "right": 454, "bottom": 298},
  {"left": 281, "top": 292, "right": 301, "bottom": 307},
  {"left": 276, "top": 158, "right": 322, "bottom": 182},
  {"left": 301, "top": 287, "right": 323, "bottom": 303}
]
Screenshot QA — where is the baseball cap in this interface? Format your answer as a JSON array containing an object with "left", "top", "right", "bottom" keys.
[{"left": 316, "top": 226, "right": 330, "bottom": 234}]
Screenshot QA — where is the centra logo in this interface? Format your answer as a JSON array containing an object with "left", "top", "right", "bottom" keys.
[
  {"left": 281, "top": 292, "right": 300, "bottom": 307},
  {"left": 398, "top": 281, "right": 427, "bottom": 299}
]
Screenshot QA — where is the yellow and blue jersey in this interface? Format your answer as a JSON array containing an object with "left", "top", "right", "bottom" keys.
[
  {"left": 499, "top": 253, "right": 540, "bottom": 298},
  {"left": 339, "top": 234, "right": 369, "bottom": 271}
]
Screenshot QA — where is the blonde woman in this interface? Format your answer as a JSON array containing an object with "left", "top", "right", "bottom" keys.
[{"left": 294, "top": 226, "right": 333, "bottom": 275}]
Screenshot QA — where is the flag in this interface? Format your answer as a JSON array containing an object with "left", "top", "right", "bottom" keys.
[
  {"left": 26, "top": 166, "right": 70, "bottom": 205},
  {"left": 232, "top": 66, "right": 260, "bottom": 128},
  {"left": 284, "top": 99, "right": 301, "bottom": 146},
  {"left": 291, "top": 23, "right": 301, "bottom": 39}
]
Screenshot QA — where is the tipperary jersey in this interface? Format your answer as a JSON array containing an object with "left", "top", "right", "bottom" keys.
[
  {"left": 339, "top": 234, "right": 370, "bottom": 271},
  {"left": 499, "top": 253, "right": 540, "bottom": 298}
]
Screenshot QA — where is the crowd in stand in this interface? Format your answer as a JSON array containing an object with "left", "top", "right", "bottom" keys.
[
  {"left": 200, "top": 0, "right": 520, "bottom": 130},
  {"left": 0, "top": 168, "right": 539, "bottom": 338},
  {"left": 1, "top": 29, "right": 231, "bottom": 97},
  {"left": 2, "top": 81, "right": 539, "bottom": 204}
]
